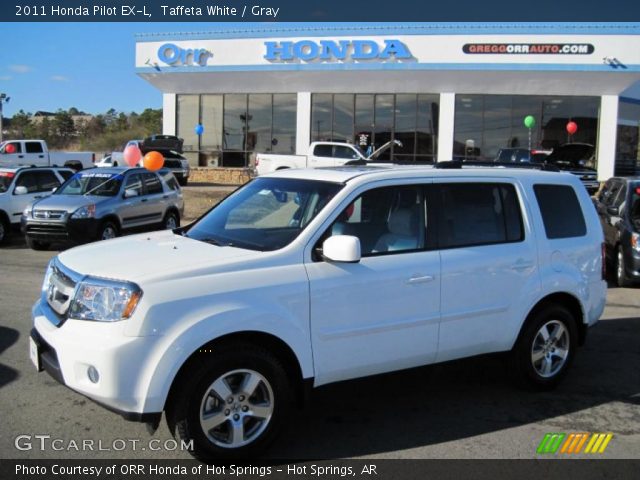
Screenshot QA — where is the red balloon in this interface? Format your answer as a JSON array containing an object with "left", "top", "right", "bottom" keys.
[
  {"left": 5, "top": 143, "right": 16, "bottom": 154},
  {"left": 123, "top": 145, "right": 142, "bottom": 167},
  {"left": 143, "top": 151, "right": 164, "bottom": 171},
  {"left": 566, "top": 121, "right": 578, "bottom": 135}
]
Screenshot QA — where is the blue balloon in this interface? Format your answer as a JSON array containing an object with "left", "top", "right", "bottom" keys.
[{"left": 194, "top": 123, "right": 204, "bottom": 136}]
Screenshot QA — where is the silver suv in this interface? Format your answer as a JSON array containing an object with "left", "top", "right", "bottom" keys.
[{"left": 22, "top": 167, "right": 184, "bottom": 250}]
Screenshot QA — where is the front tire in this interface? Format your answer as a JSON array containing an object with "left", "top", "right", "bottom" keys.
[
  {"left": 167, "top": 344, "right": 293, "bottom": 461},
  {"left": 0, "top": 217, "right": 9, "bottom": 245},
  {"left": 510, "top": 305, "right": 577, "bottom": 390},
  {"left": 97, "top": 221, "right": 118, "bottom": 241}
]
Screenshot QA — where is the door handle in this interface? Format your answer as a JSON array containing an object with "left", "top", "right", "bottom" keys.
[
  {"left": 38, "top": 155, "right": 44, "bottom": 158},
  {"left": 511, "top": 259, "right": 534, "bottom": 271},
  {"left": 34, "top": 196, "right": 43, "bottom": 199},
  {"left": 141, "top": 198, "right": 148, "bottom": 202},
  {"left": 18, "top": 155, "right": 24, "bottom": 158},
  {"left": 406, "top": 275, "right": 435, "bottom": 284},
  {"left": 163, "top": 195, "right": 169, "bottom": 199}
]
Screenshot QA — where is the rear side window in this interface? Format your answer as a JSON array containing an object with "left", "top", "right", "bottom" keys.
[
  {"left": 313, "top": 145, "right": 333, "bottom": 157},
  {"left": 25, "top": 142, "right": 44, "bottom": 154},
  {"left": 142, "top": 172, "right": 163, "bottom": 195},
  {"left": 438, "top": 183, "right": 523, "bottom": 248},
  {"left": 534, "top": 184, "right": 586, "bottom": 239}
]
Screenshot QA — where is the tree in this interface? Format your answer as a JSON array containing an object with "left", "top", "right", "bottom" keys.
[
  {"left": 9, "top": 110, "right": 33, "bottom": 138},
  {"left": 53, "top": 109, "right": 76, "bottom": 147}
]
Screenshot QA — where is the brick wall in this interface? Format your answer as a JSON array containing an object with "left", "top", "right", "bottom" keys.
[{"left": 190, "top": 167, "right": 253, "bottom": 185}]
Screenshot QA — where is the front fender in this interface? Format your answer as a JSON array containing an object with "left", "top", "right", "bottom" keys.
[{"left": 137, "top": 301, "right": 313, "bottom": 413}]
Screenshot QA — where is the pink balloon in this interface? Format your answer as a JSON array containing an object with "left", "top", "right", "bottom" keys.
[
  {"left": 123, "top": 145, "right": 142, "bottom": 167},
  {"left": 566, "top": 121, "right": 578, "bottom": 135}
]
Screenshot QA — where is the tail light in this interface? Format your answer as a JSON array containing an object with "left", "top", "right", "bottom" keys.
[
  {"left": 601, "top": 242, "right": 606, "bottom": 280},
  {"left": 92, "top": 153, "right": 96, "bottom": 163}
]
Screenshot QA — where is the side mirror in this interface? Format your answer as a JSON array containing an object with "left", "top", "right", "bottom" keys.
[
  {"left": 14, "top": 186, "right": 28, "bottom": 195},
  {"left": 322, "top": 235, "right": 361, "bottom": 263},
  {"left": 606, "top": 206, "right": 620, "bottom": 216},
  {"left": 123, "top": 188, "right": 139, "bottom": 199}
]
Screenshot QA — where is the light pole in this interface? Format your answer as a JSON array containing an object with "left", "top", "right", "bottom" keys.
[{"left": 0, "top": 93, "right": 10, "bottom": 143}]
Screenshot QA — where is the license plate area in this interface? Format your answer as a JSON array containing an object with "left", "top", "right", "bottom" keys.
[{"left": 29, "top": 336, "right": 42, "bottom": 371}]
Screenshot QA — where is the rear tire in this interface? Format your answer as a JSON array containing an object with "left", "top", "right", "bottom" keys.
[
  {"left": 509, "top": 305, "right": 577, "bottom": 391},
  {"left": 166, "top": 344, "right": 293, "bottom": 461},
  {"left": 25, "top": 236, "right": 50, "bottom": 251},
  {"left": 616, "top": 245, "right": 633, "bottom": 288},
  {"left": 163, "top": 211, "right": 180, "bottom": 230}
]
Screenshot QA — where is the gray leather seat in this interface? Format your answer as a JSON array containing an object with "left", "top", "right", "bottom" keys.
[{"left": 372, "top": 208, "right": 419, "bottom": 253}]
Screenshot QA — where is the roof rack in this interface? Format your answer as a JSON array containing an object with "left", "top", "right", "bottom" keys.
[{"left": 434, "top": 160, "right": 560, "bottom": 172}]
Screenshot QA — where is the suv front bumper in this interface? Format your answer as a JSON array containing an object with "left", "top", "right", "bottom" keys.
[
  {"left": 30, "top": 299, "right": 163, "bottom": 421},
  {"left": 21, "top": 216, "right": 99, "bottom": 243}
]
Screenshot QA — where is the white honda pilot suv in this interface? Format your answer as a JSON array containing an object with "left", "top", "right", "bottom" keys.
[{"left": 31, "top": 165, "right": 606, "bottom": 460}]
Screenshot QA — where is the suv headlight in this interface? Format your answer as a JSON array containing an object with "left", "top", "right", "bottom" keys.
[
  {"left": 71, "top": 204, "right": 96, "bottom": 219},
  {"left": 23, "top": 205, "right": 32, "bottom": 217},
  {"left": 632, "top": 233, "right": 640, "bottom": 253},
  {"left": 69, "top": 277, "right": 142, "bottom": 322}
]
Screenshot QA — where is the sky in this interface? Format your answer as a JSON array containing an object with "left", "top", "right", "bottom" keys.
[
  {"left": 0, "top": 22, "right": 236, "bottom": 117},
  {"left": 3, "top": 22, "right": 640, "bottom": 119}
]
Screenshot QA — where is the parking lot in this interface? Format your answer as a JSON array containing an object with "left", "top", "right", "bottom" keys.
[{"left": 0, "top": 185, "right": 639, "bottom": 459}]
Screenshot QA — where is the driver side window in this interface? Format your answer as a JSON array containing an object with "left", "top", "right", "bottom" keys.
[{"left": 327, "top": 185, "right": 427, "bottom": 256}]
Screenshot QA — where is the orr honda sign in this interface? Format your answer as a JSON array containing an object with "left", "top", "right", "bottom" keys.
[{"left": 264, "top": 39, "right": 412, "bottom": 62}]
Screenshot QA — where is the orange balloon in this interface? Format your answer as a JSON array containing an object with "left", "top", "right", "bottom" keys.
[{"left": 143, "top": 151, "right": 164, "bottom": 171}]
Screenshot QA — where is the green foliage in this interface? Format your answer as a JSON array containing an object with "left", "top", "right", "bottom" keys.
[{"left": 5, "top": 107, "right": 163, "bottom": 153}]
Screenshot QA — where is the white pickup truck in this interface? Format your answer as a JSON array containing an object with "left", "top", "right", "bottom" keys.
[
  {"left": 255, "top": 140, "right": 400, "bottom": 175},
  {"left": 0, "top": 139, "right": 95, "bottom": 170}
]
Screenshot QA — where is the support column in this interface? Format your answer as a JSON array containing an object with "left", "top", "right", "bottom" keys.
[
  {"left": 163, "top": 93, "right": 176, "bottom": 135},
  {"left": 296, "top": 92, "right": 311, "bottom": 156},
  {"left": 437, "top": 93, "right": 455, "bottom": 162},
  {"left": 597, "top": 95, "right": 619, "bottom": 181}
]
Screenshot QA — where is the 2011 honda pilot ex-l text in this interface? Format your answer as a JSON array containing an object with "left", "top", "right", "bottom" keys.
[{"left": 30, "top": 165, "right": 607, "bottom": 461}]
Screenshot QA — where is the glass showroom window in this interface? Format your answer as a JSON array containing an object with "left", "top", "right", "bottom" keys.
[
  {"left": 310, "top": 93, "right": 439, "bottom": 163},
  {"left": 616, "top": 100, "right": 640, "bottom": 176},
  {"left": 454, "top": 95, "right": 599, "bottom": 161},
  {"left": 176, "top": 94, "right": 297, "bottom": 168}
]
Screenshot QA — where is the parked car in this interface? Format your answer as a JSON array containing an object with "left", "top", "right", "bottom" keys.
[
  {"left": 95, "top": 155, "right": 119, "bottom": 167},
  {"left": 0, "top": 139, "right": 94, "bottom": 171},
  {"left": 30, "top": 165, "right": 606, "bottom": 460},
  {"left": 21, "top": 167, "right": 183, "bottom": 249},
  {"left": 255, "top": 140, "right": 401, "bottom": 175},
  {"left": 0, "top": 166, "right": 74, "bottom": 244},
  {"left": 543, "top": 143, "right": 599, "bottom": 195},
  {"left": 594, "top": 176, "right": 640, "bottom": 287},
  {"left": 495, "top": 148, "right": 551, "bottom": 164}
]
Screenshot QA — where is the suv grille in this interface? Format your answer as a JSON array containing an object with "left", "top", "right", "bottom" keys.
[
  {"left": 33, "top": 209, "right": 66, "bottom": 220},
  {"left": 46, "top": 265, "right": 76, "bottom": 316}
]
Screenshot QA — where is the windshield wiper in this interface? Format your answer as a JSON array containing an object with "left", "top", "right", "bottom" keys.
[{"left": 199, "top": 237, "right": 231, "bottom": 247}]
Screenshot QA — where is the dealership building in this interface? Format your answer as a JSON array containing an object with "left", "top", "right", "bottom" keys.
[{"left": 135, "top": 23, "right": 640, "bottom": 180}]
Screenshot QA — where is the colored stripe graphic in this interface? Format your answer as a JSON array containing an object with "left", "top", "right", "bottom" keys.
[
  {"left": 539, "top": 433, "right": 613, "bottom": 454},
  {"left": 585, "top": 433, "right": 614, "bottom": 453},
  {"left": 537, "top": 433, "right": 566, "bottom": 454},
  {"left": 560, "top": 433, "right": 589, "bottom": 454}
]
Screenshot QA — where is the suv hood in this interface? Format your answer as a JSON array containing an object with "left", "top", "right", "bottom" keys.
[
  {"left": 142, "top": 135, "right": 183, "bottom": 154},
  {"left": 32, "top": 194, "right": 110, "bottom": 213},
  {"left": 546, "top": 143, "right": 596, "bottom": 171},
  {"left": 57, "top": 230, "right": 260, "bottom": 282}
]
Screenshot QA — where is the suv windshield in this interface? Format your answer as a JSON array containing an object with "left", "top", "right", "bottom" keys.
[
  {"left": 0, "top": 172, "right": 15, "bottom": 193},
  {"left": 57, "top": 172, "right": 123, "bottom": 196},
  {"left": 187, "top": 177, "right": 343, "bottom": 251}
]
